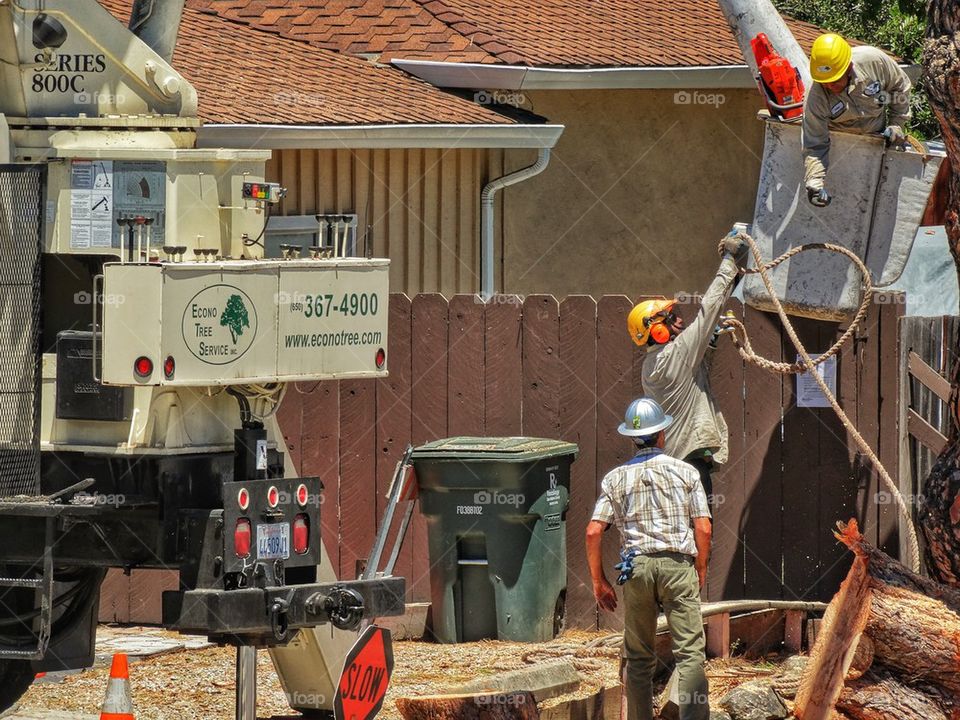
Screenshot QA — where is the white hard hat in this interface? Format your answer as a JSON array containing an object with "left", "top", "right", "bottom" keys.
[{"left": 617, "top": 397, "right": 673, "bottom": 437}]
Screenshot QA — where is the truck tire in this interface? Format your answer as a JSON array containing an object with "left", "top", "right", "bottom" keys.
[{"left": 0, "top": 659, "right": 34, "bottom": 711}]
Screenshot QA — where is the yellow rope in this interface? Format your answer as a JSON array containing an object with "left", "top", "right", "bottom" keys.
[{"left": 719, "top": 232, "right": 921, "bottom": 571}]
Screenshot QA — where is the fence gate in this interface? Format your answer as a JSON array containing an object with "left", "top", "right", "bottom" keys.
[
  {"left": 0, "top": 165, "right": 44, "bottom": 498},
  {"left": 899, "top": 315, "right": 959, "bottom": 562}
]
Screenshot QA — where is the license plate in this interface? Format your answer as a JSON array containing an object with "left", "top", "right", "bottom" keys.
[{"left": 257, "top": 523, "right": 290, "bottom": 560}]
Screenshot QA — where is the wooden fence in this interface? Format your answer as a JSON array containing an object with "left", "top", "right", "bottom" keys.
[
  {"left": 899, "top": 315, "right": 959, "bottom": 563},
  {"left": 100, "top": 292, "right": 905, "bottom": 628}
]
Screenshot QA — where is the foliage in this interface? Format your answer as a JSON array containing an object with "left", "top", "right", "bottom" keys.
[{"left": 774, "top": 0, "right": 939, "bottom": 139}]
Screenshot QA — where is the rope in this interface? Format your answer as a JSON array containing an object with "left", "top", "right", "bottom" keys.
[{"left": 718, "top": 232, "right": 920, "bottom": 571}]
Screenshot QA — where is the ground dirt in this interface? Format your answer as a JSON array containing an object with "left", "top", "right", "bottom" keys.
[{"left": 15, "top": 627, "right": 788, "bottom": 719}]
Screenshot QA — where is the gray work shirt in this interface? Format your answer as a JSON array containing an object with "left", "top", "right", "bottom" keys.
[
  {"left": 802, "top": 45, "right": 912, "bottom": 188},
  {"left": 641, "top": 257, "right": 739, "bottom": 464}
]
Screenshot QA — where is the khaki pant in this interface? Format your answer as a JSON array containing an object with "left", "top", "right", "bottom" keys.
[{"left": 622, "top": 552, "right": 708, "bottom": 720}]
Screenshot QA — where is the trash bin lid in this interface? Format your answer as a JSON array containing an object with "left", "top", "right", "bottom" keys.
[{"left": 411, "top": 436, "right": 578, "bottom": 462}]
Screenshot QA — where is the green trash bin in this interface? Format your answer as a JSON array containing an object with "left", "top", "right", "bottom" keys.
[{"left": 411, "top": 437, "right": 579, "bottom": 643}]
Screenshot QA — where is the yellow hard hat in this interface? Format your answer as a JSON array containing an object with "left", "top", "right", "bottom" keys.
[
  {"left": 810, "top": 33, "right": 852, "bottom": 84},
  {"left": 627, "top": 299, "right": 676, "bottom": 347}
]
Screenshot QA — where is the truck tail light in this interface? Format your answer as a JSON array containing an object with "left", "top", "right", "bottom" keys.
[
  {"left": 296, "top": 483, "right": 308, "bottom": 507},
  {"left": 375, "top": 348, "right": 386, "bottom": 369},
  {"left": 237, "top": 487, "right": 250, "bottom": 511},
  {"left": 134, "top": 356, "right": 153, "bottom": 379},
  {"left": 267, "top": 485, "right": 280, "bottom": 508},
  {"left": 163, "top": 356, "right": 175, "bottom": 379},
  {"left": 234, "top": 519, "right": 252, "bottom": 558},
  {"left": 293, "top": 514, "right": 310, "bottom": 555}
]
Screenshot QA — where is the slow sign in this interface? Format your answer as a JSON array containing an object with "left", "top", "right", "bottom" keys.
[{"left": 334, "top": 626, "right": 394, "bottom": 720}]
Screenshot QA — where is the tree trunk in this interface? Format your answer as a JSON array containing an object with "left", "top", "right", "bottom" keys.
[
  {"left": 395, "top": 691, "right": 540, "bottom": 720},
  {"left": 795, "top": 521, "right": 960, "bottom": 720},
  {"left": 837, "top": 670, "right": 959, "bottom": 720},
  {"left": 921, "top": 0, "right": 960, "bottom": 586}
]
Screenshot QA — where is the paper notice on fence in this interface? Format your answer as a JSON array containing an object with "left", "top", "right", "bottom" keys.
[{"left": 796, "top": 354, "right": 837, "bottom": 408}]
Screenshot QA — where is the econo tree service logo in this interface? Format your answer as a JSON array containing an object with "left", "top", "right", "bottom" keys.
[{"left": 182, "top": 285, "right": 258, "bottom": 365}]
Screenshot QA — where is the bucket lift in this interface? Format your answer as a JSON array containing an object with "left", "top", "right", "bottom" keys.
[{"left": 719, "top": 0, "right": 945, "bottom": 321}]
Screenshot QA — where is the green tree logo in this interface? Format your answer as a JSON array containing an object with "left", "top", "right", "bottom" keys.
[{"left": 220, "top": 294, "right": 250, "bottom": 344}]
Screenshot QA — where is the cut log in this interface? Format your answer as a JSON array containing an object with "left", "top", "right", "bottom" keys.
[
  {"left": 795, "top": 520, "right": 960, "bottom": 719},
  {"left": 836, "top": 669, "right": 960, "bottom": 720},
  {"left": 395, "top": 691, "right": 540, "bottom": 720},
  {"left": 793, "top": 534, "right": 872, "bottom": 719}
]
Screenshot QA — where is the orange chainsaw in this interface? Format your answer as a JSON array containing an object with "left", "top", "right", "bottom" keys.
[{"left": 751, "top": 32, "right": 805, "bottom": 120}]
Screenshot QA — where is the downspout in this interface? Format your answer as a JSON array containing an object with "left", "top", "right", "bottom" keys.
[{"left": 481, "top": 148, "right": 551, "bottom": 300}]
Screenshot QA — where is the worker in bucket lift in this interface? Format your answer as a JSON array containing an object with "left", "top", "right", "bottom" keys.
[
  {"left": 586, "top": 397, "right": 712, "bottom": 720},
  {"left": 803, "top": 32, "right": 913, "bottom": 208},
  {"left": 626, "top": 233, "right": 749, "bottom": 503}
]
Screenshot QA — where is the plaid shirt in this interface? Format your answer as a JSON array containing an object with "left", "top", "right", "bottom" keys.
[{"left": 591, "top": 448, "right": 711, "bottom": 557}]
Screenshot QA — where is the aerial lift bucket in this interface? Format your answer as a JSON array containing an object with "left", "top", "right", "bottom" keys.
[
  {"left": 717, "top": 0, "right": 945, "bottom": 320},
  {"left": 741, "top": 120, "right": 944, "bottom": 320}
]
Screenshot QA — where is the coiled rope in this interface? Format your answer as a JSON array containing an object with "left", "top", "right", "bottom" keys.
[{"left": 719, "top": 232, "right": 920, "bottom": 572}]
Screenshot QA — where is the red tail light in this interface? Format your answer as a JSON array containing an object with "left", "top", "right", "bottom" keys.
[
  {"left": 293, "top": 514, "right": 309, "bottom": 555},
  {"left": 163, "top": 356, "right": 175, "bottom": 380},
  {"left": 296, "top": 483, "right": 308, "bottom": 507},
  {"left": 234, "top": 518, "right": 252, "bottom": 558},
  {"left": 237, "top": 487, "right": 250, "bottom": 511},
  {"left": 267, "top": 485, "right": 280, "bottom": 508},
  {"left": 134, "top": 356, "right": 153, "bottom": 379},
  {"left": 375, "top": 348, "right": 386, "bottom": 369}
]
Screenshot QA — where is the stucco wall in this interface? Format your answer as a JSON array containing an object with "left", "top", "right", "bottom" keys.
[{"left": 501, "top": 88, "right": 767, "bottom": 298}]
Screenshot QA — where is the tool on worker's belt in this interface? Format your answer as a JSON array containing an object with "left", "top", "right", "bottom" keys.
[
  {"left": 615, "top": 548, "right": 641, "bottom": 585},
  {"left": 750, "top": 33, "right": 805, "bottom": 120},
  {"left": 807, "top": 187, "right": 832, "bottom": 207}
]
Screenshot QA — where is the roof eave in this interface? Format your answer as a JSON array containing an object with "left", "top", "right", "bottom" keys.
[
  {"left": 196, "top": 123, "right": 565, "bottom": 150},
  {"left": 392, "top": 60, "right": 757, "bottom": 89},
  {"left": 392, "top": 59, "right": 924, "bottom": 91}
]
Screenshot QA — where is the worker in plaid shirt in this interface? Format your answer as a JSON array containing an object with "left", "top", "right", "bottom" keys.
[{"left": 586, "top": 397, "right": 712, "bottom": 720}]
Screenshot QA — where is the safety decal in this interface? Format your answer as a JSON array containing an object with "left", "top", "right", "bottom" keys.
[{"left": 829, "top": 100, "right": 846, "bottom": 118}]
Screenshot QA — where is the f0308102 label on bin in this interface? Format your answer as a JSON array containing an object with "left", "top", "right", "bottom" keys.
[{"left": 544, "top": 513, "right": 561, "bottom": 531}]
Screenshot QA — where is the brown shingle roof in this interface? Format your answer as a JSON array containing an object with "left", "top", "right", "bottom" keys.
[
  {"left": 187, "top": 0, "right": 833, "bottom": 67},
  {"left": 98, "top": 0, "right": 515, "bottom": 124}
]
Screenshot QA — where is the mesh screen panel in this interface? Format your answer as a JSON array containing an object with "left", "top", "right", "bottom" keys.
[{"left": 0, "top": 165, "right": 43, "bottom": 497}]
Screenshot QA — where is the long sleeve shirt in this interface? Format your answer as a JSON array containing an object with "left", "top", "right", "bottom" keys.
[
  {"left": 640, "top": 257, "right": 739, "bottom": 464},
  {"left": 802, "top": 45, "right": 912, "bottom": 189}
]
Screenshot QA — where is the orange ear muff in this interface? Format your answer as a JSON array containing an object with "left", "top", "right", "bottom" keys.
[{"left": 649, "top": 322, "right": 671, "bottom": 344}]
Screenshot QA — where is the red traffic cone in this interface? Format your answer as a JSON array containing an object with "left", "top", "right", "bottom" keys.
[{"left": 100, "top": 653, "right": 135, "bottom": 720}]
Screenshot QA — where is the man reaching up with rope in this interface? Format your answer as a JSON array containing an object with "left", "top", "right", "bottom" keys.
[{"left": 626, "top": 234, "right": 749, "bottom": 502}]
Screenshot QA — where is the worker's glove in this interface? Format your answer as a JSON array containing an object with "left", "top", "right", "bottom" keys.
[
  {"left": 720, "top": 233, "right": 750, "bottom": 265},
  {"left": 883, "top": 125, "right": 906, "bottom": 150},
  {"left": 806, "top": 186, "right": 832, "bottom": 208}
]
